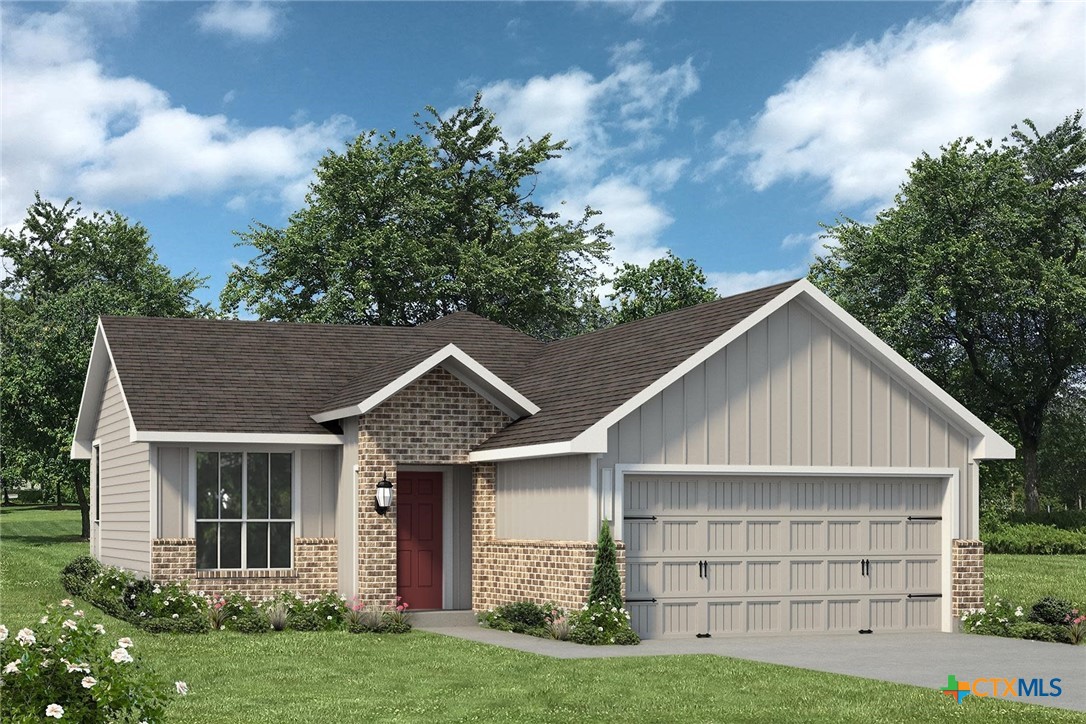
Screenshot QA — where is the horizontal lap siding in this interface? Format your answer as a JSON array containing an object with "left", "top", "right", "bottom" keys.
[
  {"left": 599, "top": 299, "right": 977, "bottom": 537},
  {"left": 96, "top": 369, "right": 151, "bottom": 574}
]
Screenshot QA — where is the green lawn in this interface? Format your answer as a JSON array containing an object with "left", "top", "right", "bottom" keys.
[
  {"left": 985, "top": 554, "right": 1086, "bottom": 607},
  {"left": 2, "top": 507, "right": 1083, "bottom": 723}
]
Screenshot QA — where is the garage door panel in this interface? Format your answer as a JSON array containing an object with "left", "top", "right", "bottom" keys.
[
  {"left": 708, "top": 480, "right": 743, "bottom": 511},
  {"left": 707, "top": 561, "right": 742, "bottom": 593},
  {"left": 627, "top": 561, "right": 657, "bottom": 597},
  {"left": 624, "top": 519, "right": 655, "bottom": 553},
  {"left": 661, "top": 479, "right": 701, "bottom": 511},
  {"left": 868, "top": 520, "right": 902, "bottom": 551},
  {"left": 708, "top": 602, "right": 742, "bottom": 633},
  {"left": 905, "top": 558, "right": 939, "bottom": 590},
  {"left": 662, "top": 520, "right": 698, "bottom": 552},
  {"left": 906, "top": 520, "right": 940, "bottom": 552},
  {"left": 868, "top": 559, "right": 903, "bottom": 591},
  {"left": 625, "top": 478, "right": 658, "bottom": 513},
  {"left": 747, "top": 520, "right": 780, "bottom": 552},
  {"left": 747, "top": 601, "right": 781, "bottom": 632},
  {"left": 789, "top": 560, "right": 823, "bottom": 593},
  {"left": 746, "top": 561, "right": 781, "bottom": 593},
  {"left": 790, "top": 600, "right": 825, "bottom": 632},
  {"left": 869, "top": 598, "right": 904, "bottom": 630},
  {"left": 663, "top": 562, "right": 700, "bottom": 595},
  {"left": 827, "top": 520, "right": 862, "bottom": 551},
  {"left": 827, "top": 480, "right": 863, "bottom": 511},
  {"left": 905, "top": 480, "right": 941, "bottom": 513},
  {"left": 827, "top": 599, "right": 862, "bottom": 631},
  {"left": 790, "top": 481, "right": 825, "bottom": 512},
  {"left": 790, "top": 521, "right": 823, "bottom": 552},
  {"left": 827, "top": 560, "right": 862, "bottom": 592},
  {"left": 663, "top": 601, "right": 700, "bottom": 636},
  {"left": 746, "top": 480, "right": 782, "bottom": 510},
  {"left": 870, "top": 481, "right": 903, "bottom": 511},
  {"left": 906, "top": 597, "right": 940, "bottom": 628},
  {"left": 707, "top": 520, "right": 743, "bottom": 552},
  {"left": 627, "top": 602, "right": 657, "bottom": 639}
]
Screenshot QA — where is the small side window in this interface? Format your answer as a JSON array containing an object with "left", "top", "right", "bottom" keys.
[{"left": 93, "top": 444, "right": 101, "bottom": 524}]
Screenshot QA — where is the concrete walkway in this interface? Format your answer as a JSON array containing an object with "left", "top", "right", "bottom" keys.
[{"left": 416, "top": 621, "right": 1086, "bottom": 713}]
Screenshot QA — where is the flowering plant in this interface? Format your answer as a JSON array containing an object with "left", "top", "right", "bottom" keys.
[
  {"left": 1063, "top": 609, "right": 1085, "bottom": 645},
  {"left": 959, "top": 597, "right": 1024, "bottom": 636},
  {"left": 0, "top": 602, "right": 185, "bottom": 722},
  {"left": 568, "top": 598, "right": 639, "bottom": 645},
  {"left": 345, "top": 597, "right": 412, "bottom": 634}
]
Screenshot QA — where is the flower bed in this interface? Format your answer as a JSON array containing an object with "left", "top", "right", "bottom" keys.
[
  {"left": 61, "top": 556, "right": 412, "bottom": 636},
  {"left": 960, "top": 595, "right": 1084, "bottom": 644},
  {"left": 0, "top": 600, "right": 187, "bottom": 722}
]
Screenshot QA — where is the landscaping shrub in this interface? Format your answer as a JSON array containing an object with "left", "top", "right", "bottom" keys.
[
  {"left": 477, "top": 601, "right": 564, "bottom": 637},
  {"left": 1065, "top": 611, "right": 1086, "bottom": 645},
  {"left": 59, "top": 555, "right": 101, "bottom": 597},
  {"left": 266, "top": 601, "right": 290, "bottom": 631},
  {"left": 1006, "top": 510, "right": 1086, "bottom": 531},
  {"left": 1009, "top": 621, "right": 1071, "bottom": 643},
  {"left": 0, "top": 600, "right": 186, "bottom": 722},
  {"left": 959, "top": 598, "right": 1025, "bottom": 636},
  {"left": 982, "top": 522, "right": 1086, "bottom": 554},
  {"left": 588, "top": 520, "right": 623, "bottom": 610},
  {"left": 343, "top": 597, "right": 413, "bottom": 634},
  {"left": 1028, "top": 596, "right": 1076, "bottom": 625},
  {"left": 568, "top": 599, "right": 639, "bottom": 645}
]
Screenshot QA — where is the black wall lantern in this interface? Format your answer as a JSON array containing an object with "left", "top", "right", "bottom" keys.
[{"left": 375, "top": 472, "right": 393, "bottom": 515}]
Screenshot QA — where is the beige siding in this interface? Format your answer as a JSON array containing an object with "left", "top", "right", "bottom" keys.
[
  {"left": 599, "top": 299, "right": 978, "bottom": 537},
  {"left": 448, "top": 466, "right": 473, "bottom": 610},
  {"left": 496, "top": 456, "right": 593, "bottom": 540},
  {"left": 156, "top": 447, "right": 189, "bottom": 538},
  {"left": 300, "top": 449, "right": 337, "bottom": 538},
  {"left": 95, "top": 369, "right": 151, "bottom": 574}
]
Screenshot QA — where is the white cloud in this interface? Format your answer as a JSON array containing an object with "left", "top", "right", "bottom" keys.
[
  {"left": 708, "top": 267, "right": 806, "bottom": 298},
  {"left": 724, "top": 0, "right": 1084, "bottom": 209},
  {"left": 479, "top": 45, "right": 698, "bottom": 271},
  {"left": 196, "top": 1, "right": 282, "bottom": 42},
  {"left": 1, "top": 6, "right": 354, "bottom": 227}
]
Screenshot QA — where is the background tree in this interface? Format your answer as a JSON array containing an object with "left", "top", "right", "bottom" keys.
[
  {"left": 1, "top": 195, "right": 210, "bottom": 538},
  {"left": 222, "top": 95, "right": 612, "bottom": 340},
  {"left": 607, "top": 251, "right": 718, "bottom": 324},
  {"left": 811, "top": 112, "right": 1086, "bottom": 512},
  {"left": 1039, "top": 384, "right": 1086, "bottom": 510}
]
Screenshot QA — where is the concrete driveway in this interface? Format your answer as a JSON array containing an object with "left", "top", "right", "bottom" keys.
[{"left": 418, "top": 623, "right": 1086, "bottom": 713}]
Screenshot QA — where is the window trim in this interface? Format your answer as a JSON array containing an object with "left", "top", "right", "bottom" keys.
[{"left": 192, "top": 448, "right": 300, "bottom": 572}]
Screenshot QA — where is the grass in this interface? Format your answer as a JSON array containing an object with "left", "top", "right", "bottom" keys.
[
  {"left": 985, "top": 554, "right": 1086, "bottom": 607},
  {"left": 2, "top": 507, "right": 1084, "bottom": 723}
]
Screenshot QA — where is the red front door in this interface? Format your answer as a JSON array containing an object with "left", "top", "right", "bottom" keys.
[{"left": 396, "top": 470, "right": 443, "bottom": 610}]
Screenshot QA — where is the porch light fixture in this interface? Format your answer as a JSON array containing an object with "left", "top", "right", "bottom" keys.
[{"left": 375, "top": 473, "right": 393, "bottom": 514}]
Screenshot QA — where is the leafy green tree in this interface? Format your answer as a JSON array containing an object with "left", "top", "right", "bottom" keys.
[
  {"left": 1039, "top": 385, "right": 1086, "bottom": 510},
  {"left": 222, "top": 95, "right": 612, "bottom": 340},
  {"left": 588, "top": 519, "right": 623, "bottom": 609},
  {"left": 1, "top": 195, "right": 209, "bottom": 538},
  {"left": 812, "top": 112, "right": 1086, "bottom": 512},
  {"left": 607, "top": 251, "right": 718, "bottom": 324}
]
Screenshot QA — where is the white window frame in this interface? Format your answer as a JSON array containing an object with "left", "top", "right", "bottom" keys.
[{"left": 193, "top": 449, "right": 298, "bottom": 571}]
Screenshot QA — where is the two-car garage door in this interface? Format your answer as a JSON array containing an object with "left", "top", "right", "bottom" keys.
[{"left": 623, "top": 475, "right": 947, "bottom": 639}]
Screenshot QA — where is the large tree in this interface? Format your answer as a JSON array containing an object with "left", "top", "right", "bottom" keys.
[
  {"left": 812, "top": 112, "right": 1086, "bottom": 512},
  {"left": 222, "top": 95, "right": 612, "bottom": 340},
  {"left": 607, "top": 251, "right": 718, "bottom": 324},
  {"left": 1, "top": 195, "right": 209, "bottom": 538}
]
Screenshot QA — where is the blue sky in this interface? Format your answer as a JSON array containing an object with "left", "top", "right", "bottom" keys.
[{"left": 3, "top": 1, "right": 1082, "bottom": 307}]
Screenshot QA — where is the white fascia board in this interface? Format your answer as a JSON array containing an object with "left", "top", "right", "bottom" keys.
[
  {"left": 794, "top": 280, "right": 1015, "bottom": 460},
  {"left": 311, "top": 343, "right": 539, "bottom": 424},
  {"left": 615, "top": 463, "right": 961, "bottom": 478},
  {"left": 71, "top": 320, "right": 137, "bottom": 459},
  {"left": 569, "top": 280, "right": 808, "bottom": 452},
  {"left": 467, "top": 437, "right": 602, "bottom": 462},
  {"left": 132, "top": 431, "right": 345, "bottom": 446}
]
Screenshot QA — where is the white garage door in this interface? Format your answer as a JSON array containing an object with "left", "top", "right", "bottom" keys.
[{"left": 623, "top": 475, "right": 945, "bottom": 639}]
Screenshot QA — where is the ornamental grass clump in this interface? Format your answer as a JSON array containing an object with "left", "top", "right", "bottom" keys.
[{"left": 0, "top": 601, "right": 187, "bottom": 722}]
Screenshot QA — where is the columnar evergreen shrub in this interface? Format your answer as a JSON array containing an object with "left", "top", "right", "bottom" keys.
[{"left": 588, "top": 519, "right": 623, "bottom": 610}]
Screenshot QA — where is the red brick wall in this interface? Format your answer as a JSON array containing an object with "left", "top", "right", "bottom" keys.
[
  {"left": 151, "top": 537, "right": 337, "bottom": 601},
  {"left": 356, "top": 367, "right": 511, "bottom": 606},
  {"left": 952, "top": 539, "right": 984, "bottom": 616}
]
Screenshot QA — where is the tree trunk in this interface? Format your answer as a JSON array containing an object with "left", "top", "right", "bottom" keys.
[
  {"left": 73, "top": 478, "right": 91, "bottom": 540},
  {"left": 1021, "top": 433, "right": 1042, "bottom": 513}
]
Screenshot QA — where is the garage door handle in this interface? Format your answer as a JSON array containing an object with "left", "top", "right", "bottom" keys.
[{"left": 699, "top": 560, "right": 706, "bottom": 578}]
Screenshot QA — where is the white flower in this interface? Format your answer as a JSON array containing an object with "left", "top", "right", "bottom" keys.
[
  {"left": 117, "top": 637, "right": 134, "bottom": 649},
  {"left": 0, "top": 625, "right": 6, "bottom": 642},
  {"left": 81, "top": 676, "right": 97, "bottom": 688},
  {"left": 16, "top": 628, "right": 35, "bottom": 646},
  {"left": 66, "top": 661, "right": 88, "bottom": 673},
  {"left": 60, "top": 599, "right": 73, "bottom": 608},
  {"left": 153, "top": 586, "right": 161, "bottom": 595},
  {"left": 1015, "top": 607, "right": 1024, "bottom": 617},
  {"left": 93, "top": 624, "right": 105, "bottom": 635},
  {"left": 46, "top": 703, "right": 64, "bottom": 718},
  {"left": 110, "top": 648, "right": 133, "bottom": 664},
  {"left": 62, "top": 620, "right": 78, "bottom": 631},
  {"left": 171, "top": 613, "right": 179, "bottom": 619},
  {"left": 40, "top": 616, "right": 49, "bottom": 625},
  {"left": 74, "top": 610, "right": 84, "bottom": 618},
  {"left": 4, "top": 661, "right": 20, "bottom": 674},
  {"left": 175, "top": 680, "right": 189, "bottom": 695}
]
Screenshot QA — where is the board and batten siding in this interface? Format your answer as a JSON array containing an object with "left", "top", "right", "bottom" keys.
[
  {"left": 597, "top": 298, "right": 978, "bottom": 537},
  {"left": 496, "top": 455, "right": 593, "bottom": 541},
  {"left": 94, "top": 368, "right": 151, "bottom": 574}
]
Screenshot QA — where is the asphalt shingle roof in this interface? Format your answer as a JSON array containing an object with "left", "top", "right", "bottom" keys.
[{"left": 100, "top": 280, "right": 797, "bottom": 448}]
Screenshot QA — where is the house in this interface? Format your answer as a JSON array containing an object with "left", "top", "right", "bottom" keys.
[{"left": 70, "top": 279, "right": 1013, "bottom": 639}]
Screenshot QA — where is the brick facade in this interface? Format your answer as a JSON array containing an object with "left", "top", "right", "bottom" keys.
[
  {"left": 356, "top": 367, "right": 511, "bottom": 606},
  {"left": 151, "top": 537, "right": 338, "bottom": 600},
  {"left": 951, "top": 539, "right": 985, "bottom": 616}
]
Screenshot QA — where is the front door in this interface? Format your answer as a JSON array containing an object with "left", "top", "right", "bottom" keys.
[{"left": 396, "top": 470, "right": 443, "bottom": 610}]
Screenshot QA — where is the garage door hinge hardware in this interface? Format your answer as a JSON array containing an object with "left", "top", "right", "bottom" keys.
[
  {"left": 696, "top": 633, "right": 712, "bottom": 638},
  {"left": 625, "top": 598, "right": 657, "bottom": 604},
  {"left": 906, "top": 593, "right": 942, "bottom": 599},
  {"left": 906, "top": 516, "right": 942, "bottom": 521},
  {"left": 858, "top": 629, "right": 873, "bottom": 634},
  {"left": 625, "top": 515, "right": 657, "bottom": 521}
]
